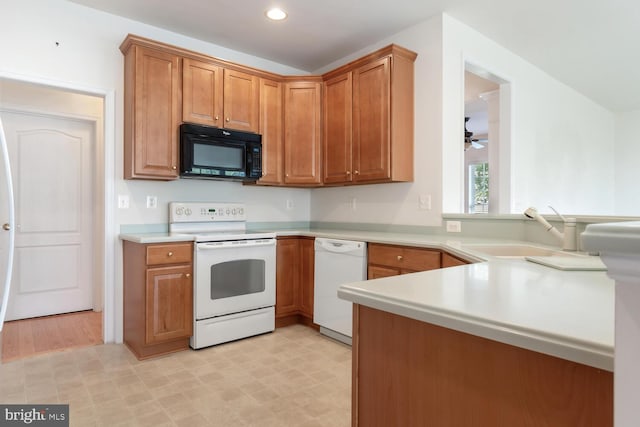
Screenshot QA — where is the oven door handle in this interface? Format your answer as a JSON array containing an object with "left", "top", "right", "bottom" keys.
[{"left": 197, "top": 238, "right": 276, "bottom": 250}]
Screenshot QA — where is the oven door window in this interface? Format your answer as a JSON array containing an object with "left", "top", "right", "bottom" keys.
[{"left": 210, "top": 259, "right": 265, "bottom": 300}]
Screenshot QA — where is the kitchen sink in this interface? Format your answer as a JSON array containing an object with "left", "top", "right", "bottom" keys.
[{"left": 461, "top": 244, "right": 580, "bottom": 258}]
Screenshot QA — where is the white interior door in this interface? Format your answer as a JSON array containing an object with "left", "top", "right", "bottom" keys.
[{"left": 1, "top": 110, "right": 94, "bottom": 321}]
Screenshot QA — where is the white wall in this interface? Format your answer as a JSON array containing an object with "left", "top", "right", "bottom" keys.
[
  {"left": 311, "top": 12, "right": 619, "bottom": 227},
  {"left": 311, "top": 15, "right": 445, "bottom": 226},
  {"left": 442, "top": 15, "right": 616, "bottom": 216},
  {"left": 614, "top": 110, "right": 640, "bottom": 215}
]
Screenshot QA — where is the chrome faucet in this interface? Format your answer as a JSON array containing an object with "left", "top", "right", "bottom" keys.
[{"left": 524, "top": 206, "right": 577, "bottom": 251}]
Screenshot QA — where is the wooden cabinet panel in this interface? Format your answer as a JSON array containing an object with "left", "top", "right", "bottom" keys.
[
  {"left": 298, "top": 238, "right": 315, "bottom": 319},
  {"left": 353, "top": 305, "right": 613, "bottom": 426},
  {"left": 146, "top": 242, "right": 192, "bottom": 265},
  {"left": 276, "top": 237, "right": 315, "bottom": 326},
  {"left": 323, "top": 72, "right": 353, "bottom": 184},
  {"left": 123, "top": 44, "right": 181, "bottom": 180},
  {"left": 368, "top": 265, "right": 399, "bottom": 279},
  {"left": 223, "top": 69, "right": 260, "bottom": 132},
  {"left": 276, "top": 238, "right": 299, "bottom": 317},
  {"left": 145, "top": 265, "right": 193, "bottom": 344},
  {"left": 123, "top": 240, "right": 193, "bottom": 359},
  {"left": 368, "top": 243, "right": 441, "bottom": 273},
  {"left": 258, "top": 78, "right": 283, "bottom": 185},
  {"left": 353, "top": 57, "right": 390, "bottom": 182},
  {"left": 182, "top": 60, "right": 259, "bottom": 132},
  {"left": 322, "top": 44, "right": 416, "bottom": 186},
  {"left": 283, "top": 81, "right": 322, "bottom": 185},
  {"left": 442, "top": 252, "right": 469, "bottom": 268},
  {"left": 182, "top": 58, "right": 223, "bottom": 127}
]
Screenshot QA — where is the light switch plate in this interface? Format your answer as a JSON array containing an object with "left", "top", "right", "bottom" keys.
[
  {"left": 118, "top": 195, "right": 129, "bottom": 209},
  {"left": 146, "top": 195, "right": 158, "bottom": 209}
]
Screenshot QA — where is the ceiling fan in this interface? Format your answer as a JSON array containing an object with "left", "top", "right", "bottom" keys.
[{"left": 464, "top": 117, "right": 486, "bottom": 151}]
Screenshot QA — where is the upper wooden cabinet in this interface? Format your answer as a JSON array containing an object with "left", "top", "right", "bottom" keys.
[
  {"left": 323, "top": 45, "right": 417, "bottom": 184},
  {"left": 283, "top": 79, "right": 322, "bottom": 186},
  {"left": 121, "top": 43, "right": 181, "bottom": 180},
  {"left": 182, "top": 58, "right": 259, "bottom": 133},
  {"left": 257, "top": 78, "right": 284, "bottom": 185},
  {"left": 323, "top": 72, "right": 353, "bottom": 184},
  {"left": 120, "top": 35, "right": 416, "bottom": 186}
]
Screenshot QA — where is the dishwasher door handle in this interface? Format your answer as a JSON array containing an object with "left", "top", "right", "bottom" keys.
[{"left": 316, "top": 238, "right": 364, "bottom": 253}]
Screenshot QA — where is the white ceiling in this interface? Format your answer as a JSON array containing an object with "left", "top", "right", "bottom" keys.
[{"left": 69, "top": 0, "right": 640, "bottom": 112}]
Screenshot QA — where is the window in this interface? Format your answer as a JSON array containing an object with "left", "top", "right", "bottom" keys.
[{"left": 468, "top": 162, "right": 489, "bottom": 213}]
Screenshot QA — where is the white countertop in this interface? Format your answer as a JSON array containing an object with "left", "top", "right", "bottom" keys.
[{"left": 120, "top": 227, "right": 614, "bottom": 370}]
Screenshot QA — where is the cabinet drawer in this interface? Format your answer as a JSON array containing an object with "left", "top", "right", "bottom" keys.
[
  {"left": 368, "top": 243, "right": 441, "bottom": 271},
  {"left": 146, "top": 243, "right": 192, "bottom": 265},
  {"left": 442, "top": 252, "right": 469, "bottom": 268}
]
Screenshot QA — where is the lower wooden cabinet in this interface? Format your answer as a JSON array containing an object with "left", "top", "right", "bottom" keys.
[
  {"left": 123, "top": 241, "right": 193, "bottom": 359},
  {"left": 276, "top": 236, "right": 315, "bottom": 327},
  {"left": 441, "top": 252, "right": 469, "bottom": 268},
  {"left": 352, "top": 304, "right": 613, "bottom": 426},
  {"left": 368, "top": 243, "right": 442, "bottom": 278},
  {"left": 368, "top": 243, "right": 471, "bottom": 278}
]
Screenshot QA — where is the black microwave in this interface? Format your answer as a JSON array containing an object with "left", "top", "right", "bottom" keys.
[{"left": 180, "top": 123, "right": 262, "bottom": 182}]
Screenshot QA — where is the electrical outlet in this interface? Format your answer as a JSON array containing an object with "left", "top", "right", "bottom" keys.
[
  {"left": 117, "top": 195, "right": 129, "bottom": 209},
  {"left": 286, "top": 199, "right": 294, "bottom": 210},
  {"left": 446, "top": 221, "right": 462, "bottom": 233},
  {"left": 350, "top": 197, "right": 357, "bottom": 211},
  {"left": 418, "top": 194, "right": 431, "bottom": 210},
  {"left": 146, "top": 195, "right": 158, "bottom": 209}
]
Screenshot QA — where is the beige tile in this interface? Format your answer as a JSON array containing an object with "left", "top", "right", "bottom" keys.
[{"left": 2, "top": 324, "right": 352, "bottom": 426}]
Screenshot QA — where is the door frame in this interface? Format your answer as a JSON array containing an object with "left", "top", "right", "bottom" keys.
[{"left": 0, "top": 71, "right": 116, "bottom": 343}]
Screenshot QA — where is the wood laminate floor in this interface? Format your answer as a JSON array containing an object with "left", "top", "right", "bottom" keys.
[{"left": 1, "top": 310, "right": 103, "bottom": 362}]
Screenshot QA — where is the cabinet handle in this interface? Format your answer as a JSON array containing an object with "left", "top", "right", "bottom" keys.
[
  {"left": 346, "top": 171, "right": 351, "bottom": 175},
  {"left": 225, "top": 117, "right": 230, "bottom": 122},
  {"left": 168, "top": 252, "right": 173, "bottom": 257},
  {"left": 397, "top": 255, "right": 403, "bottom": 261},
  {"left": 185, "top": 273, "right": 191, "bottom": 278},
  {"left": 215, "top": 116, "right": 219, "bottom": 121},
  {"left": 354, "top": 170, "right": 360, "bottom": 175}
]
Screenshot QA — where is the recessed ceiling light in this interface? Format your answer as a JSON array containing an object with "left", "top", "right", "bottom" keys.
[{"left": 266, "top": 7, "right": 287, "bottom": 21}]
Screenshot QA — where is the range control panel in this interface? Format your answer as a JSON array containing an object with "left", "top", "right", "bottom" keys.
[{"left": 169, "top": 202, "right": 246, "bottom": 222}]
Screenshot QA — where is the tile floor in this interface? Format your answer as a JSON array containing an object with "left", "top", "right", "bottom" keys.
[{"left": 0, "top": 325, "right": 352, "bottom": 426}]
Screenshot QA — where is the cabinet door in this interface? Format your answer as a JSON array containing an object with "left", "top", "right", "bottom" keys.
[
  {"left": 298, "top": 238, "right": 315, "bottom": 319},
  {"left": 258, "top": 78, "right": 283, "bottom": 184},
  {"left": 353, "top": 56, "right": 391, "bottom": 182},
  {"left": 126, "top": 46, "right": 181, "bottom": 179},
  {"left": 223, "top": 69, "right": 260, "bottom": 132},
  {"left": 145, "top": 265, "right": 193, "bottom": 344},
  {"left": 283, "top": 81, "right": 322, "bottom": 185},
  {"left": 368, "top": 265, "right": 399, "bottom": 279},
  {"left": 442, "top": 252, "right": 469, "bottom": 268},
  {"left": 182, "top": 58, "right": 223, "bottom": 127},
  {"left": 276, "top": 238, "right": 299, "bottom": 317},
  {"left": 323, "top": 72, "right": 353, "bottom": 184}
]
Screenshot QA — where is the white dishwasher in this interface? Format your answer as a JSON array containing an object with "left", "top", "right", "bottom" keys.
[{"left": 314, "top": 238, "right": 367, "bottom": 345}]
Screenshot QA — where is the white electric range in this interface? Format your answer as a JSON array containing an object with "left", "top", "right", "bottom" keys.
[{"left": 169, "top": 202, "right": 276, "bottom": 349}]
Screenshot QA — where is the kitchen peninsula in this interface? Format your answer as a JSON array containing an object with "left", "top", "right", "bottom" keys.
[{"left": 338, "top": 250, "right": 613, "bottom": 426}]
